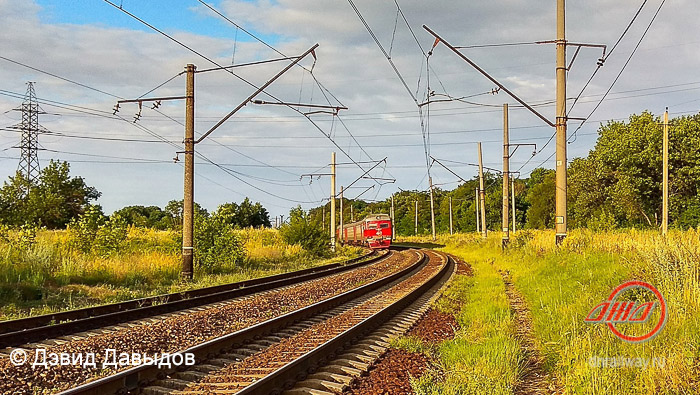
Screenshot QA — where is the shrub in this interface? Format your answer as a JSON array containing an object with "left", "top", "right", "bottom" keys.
[
  {"left": 279, "top": 206, "right": 328, "bottom": 257},
  {"left": 68, "top": 205, "right": 128, "bottom": 254},
  {"left": 588, "top": 209, "right": 617, "bottom": 232},
  {"left": 0, "top": 223, "right": 38, "bottom": 250},
  {"left": 193, "top": 213, "right": 245, "bottom": 272}
]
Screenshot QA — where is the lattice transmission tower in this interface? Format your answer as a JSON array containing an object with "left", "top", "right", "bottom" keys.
[{"left": 13, "top": 82, "right": 43, "bottom": 182}]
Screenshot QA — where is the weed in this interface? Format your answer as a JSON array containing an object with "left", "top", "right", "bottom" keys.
[{"left": 398, "top": 230, "right": 700, "bottom": 394}]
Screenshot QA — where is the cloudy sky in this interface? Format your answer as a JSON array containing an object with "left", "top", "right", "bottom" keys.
[{"left": 0, "top": 0, "right": 697, "bottom": 218}]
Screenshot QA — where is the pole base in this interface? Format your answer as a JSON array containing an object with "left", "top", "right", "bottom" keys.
[
  {"left": 502, "top": 238, "right": 510, "bottom": 249},
  {"left": 555, "top": 234, "right": 566, "bottom": 245},
  {"left": 180, "top": 271, "right": 193, "bottom": 281},
  {"left": 181, "top": 252, "right": 194, "bottom": 280}
]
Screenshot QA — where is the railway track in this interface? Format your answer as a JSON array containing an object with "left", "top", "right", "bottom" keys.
[
  {"left": 1, "top": 248, "right": 455, "bottom": 395},
  {"left": 0, "top": 250, "right": 380, "bottom": 351},
  {"left": 0, "top": 249, "right": 411, "bottom": 394}
]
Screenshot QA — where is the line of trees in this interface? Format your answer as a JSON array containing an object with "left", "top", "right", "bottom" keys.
[
  {"left": 113, "top": 198, "right": 271, "bottom": 230},
  {"left": 4, "top": 110, "right": 697, "bottom": 236},
  {"left": 307, "top": 111, "right": 700, "bottom": 235},
  {"left": 0, "top": 160, "right": 272, "bottom": 231}
]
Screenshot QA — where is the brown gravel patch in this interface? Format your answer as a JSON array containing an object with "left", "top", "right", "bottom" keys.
[
  {"left": 344, "top": 349, "right": 429, "bottom": 395},
  {"left": 449, "top": 254, "right": 473, "bottom": 276},
  {"left": 500, "top": 269, "right": 557, "bottom": 395},
  {"left": 406, "top": 308, "right": 457, "bottom": 343},
  {"left": 0, "top": 251, "right": 418, "bottom": 395}
]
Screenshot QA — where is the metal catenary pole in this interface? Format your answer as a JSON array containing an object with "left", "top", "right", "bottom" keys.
[
  {"left": 414, "top": 200, "right": 418, "bottom": 235},
  {"left": 449, "top": 196, "right": 453, "bottom": 235},
  {"left": 330, "top": 152, "right": 336, "bottom": 252},
  {"left": 422, "top": 21, "right": 599, "bottom": 246},
  {"left": 177, "top": 45, "right": 319, "bottom": 279},
  {"left": 502, "top": 103, "right": 510, "bottom": 247},
  {"left": 391, "top": 194, "right": 395, "bottom": 240},
  {"left": 662, "top": 108, "right": 669, "bottom": 236},
  {"left": 475, "top": 187, "right": 480, "bottom": 233},
  {"left": 429, "top": 177, "right": 436, "bottom": 240},
  {"left": 512, "top": 177, "right": 517, "bottom": 233},
  {"left": 555, "top": 0, "right": 568, "bottom": 245},
  {"left": 478, "top": 142, "right": 487, "bottom": 239},
  {"left": 182, "top": 64, "right": 196, "bottom": 280},
  {"left": 340, "top": 186, "right": 344, "bottom": 245}
]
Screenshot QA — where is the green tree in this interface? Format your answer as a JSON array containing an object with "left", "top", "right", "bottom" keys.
[
  {"left": 163, "top": 199, "right": 208, "bottom": 230},
  {"left": 216, "top": 198, "right": 271, "bottom": 228},
  {"left": 565, "top": 111, "right": 700, "bottom": 228},
  {"left": 113, "top": 205, "right": 169, "bottom": 229},
  {"left": 0, "top": 160, "right": 100, "bottom": 228},
  {"left": 525, "top": 169, "right": 555, "bottom": 229},
  {"left": 0, "top": 171, "right": 32, "bottom": 226}
]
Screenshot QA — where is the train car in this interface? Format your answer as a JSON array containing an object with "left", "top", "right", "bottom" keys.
[{"left": 338, "top": 213, "right": 392, "bottom": 249}]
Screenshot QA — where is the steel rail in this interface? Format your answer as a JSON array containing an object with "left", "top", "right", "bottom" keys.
[
  {"left": 0, "top": 250, "right": 381, "bottom": 348},
  {"left": 56, "top": 250, "right": 429, "bottom": 395},
  {"left": 238, "top": 252, "right": 453, "bottom": 394}
]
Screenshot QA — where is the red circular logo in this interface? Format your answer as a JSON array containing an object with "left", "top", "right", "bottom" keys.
[{"left": 605, "top": 281, "right": 667, "bottom": 343}]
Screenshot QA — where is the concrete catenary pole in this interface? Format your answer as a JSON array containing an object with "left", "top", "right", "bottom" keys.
[
  {"left": 391, "top": 195, "right": 395, "bottom": 240},
  {"left": 339, "top": 186, "right": 344, "bottom": 245},
  {"left": 330, "top": 152, "right": 336, "bottom": 252},
  {"left": 449, "top": 196, "right": 454, "bottom": 235},
  {"left": 475, "top": 187, "right": 480, "bottom": 233},
  {"left": 182, "top": 64, "right": 196, "bottom": 280},
  {"left": 429, "top": 177, "right": 436, "bottom": 241},
  {"left": 662, "top": 108, "right": 669, "bottom": 236},
  {"left": 478, "top": 142, "right": 487, "bottom": 239},
  {"left": 350, "top": 205, "right": 354, "bottom": 222},
  {"left": 555, "top": 0, "right": 568, "bottom": 245},
  {"left": 322, "top": 205, "right": 325, "bottom": 232},
  {"left": 414, "top": 200, "right": 418, "bottom": 235},
  {"left": 512, "top": 178, "right": 517, "bottom": 233},
  {"left": 502, "top": 103, "right": 510, "bottom": 247}
]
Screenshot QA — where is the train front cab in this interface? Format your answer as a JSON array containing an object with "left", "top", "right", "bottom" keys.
[{"left": 364, "top": 216, "right": 391, "bottom": 249}]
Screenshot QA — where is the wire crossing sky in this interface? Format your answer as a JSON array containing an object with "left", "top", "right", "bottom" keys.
[{"left": 0, "top": 0, "right": 694, "bottom": 217}]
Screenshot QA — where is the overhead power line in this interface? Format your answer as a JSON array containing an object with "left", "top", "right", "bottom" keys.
[
  {"left": 194, "top": 0, "right": 391, "bottom": 186},
  {"left": 520, "top": 0, "right": 666, "bottom": 167},
  {"left": 105, "top": 0, "right": 386, "bottom": 189},
  {"left": 0, "top": 56, "right": 121, "bottom": 99},
  {"left": 570, "top": 0, "right": 666, "bottom": 139}
]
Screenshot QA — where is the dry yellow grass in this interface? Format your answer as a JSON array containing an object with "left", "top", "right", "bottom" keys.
[{"left": 0, "top": 227, "right": 363, "bottom": 320}]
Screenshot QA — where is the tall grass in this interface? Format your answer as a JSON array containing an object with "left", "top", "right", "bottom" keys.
[
  {"left": 398, "top": 229, "right": 700, "bottom": 394},
  {"left": 521, "top": 228, "right": 700, "bottom": 313},
  {"left": 404, "top": 258, "right": 522, "bottom": 395},
  {"left": 0, "top": 227, "right": 362, "bottom": 320}
]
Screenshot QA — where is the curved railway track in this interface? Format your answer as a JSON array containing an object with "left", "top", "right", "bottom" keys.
[
  {"left": 0, "top": 250, "right": 381, "bottom": 351},
  {"left": 0, "top": 248, "right": 456, "bottom": 395}
]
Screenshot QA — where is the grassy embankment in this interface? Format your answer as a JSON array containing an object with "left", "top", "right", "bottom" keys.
[
  {"left": 395, "top": 229, "right": 700, "bottom": 395},
  {"left": 0, "top": 227, "right": 362, "bottom": 321}
]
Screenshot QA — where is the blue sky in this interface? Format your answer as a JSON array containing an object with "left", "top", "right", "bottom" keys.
[
  {"left": 35, "top": 0, "right": 280, "bottom": 43},
  {"left": 1, "top": 0, "right": 696, "bottom": 216}
]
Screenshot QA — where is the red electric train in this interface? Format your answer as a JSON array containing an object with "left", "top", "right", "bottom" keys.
[{"left": 338, "top": 214, "right": 392, "bottom": 249}]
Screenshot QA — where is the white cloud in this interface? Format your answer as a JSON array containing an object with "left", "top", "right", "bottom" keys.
[{"left": 0, "top": 0, "right": 697, "bottom": 218}]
